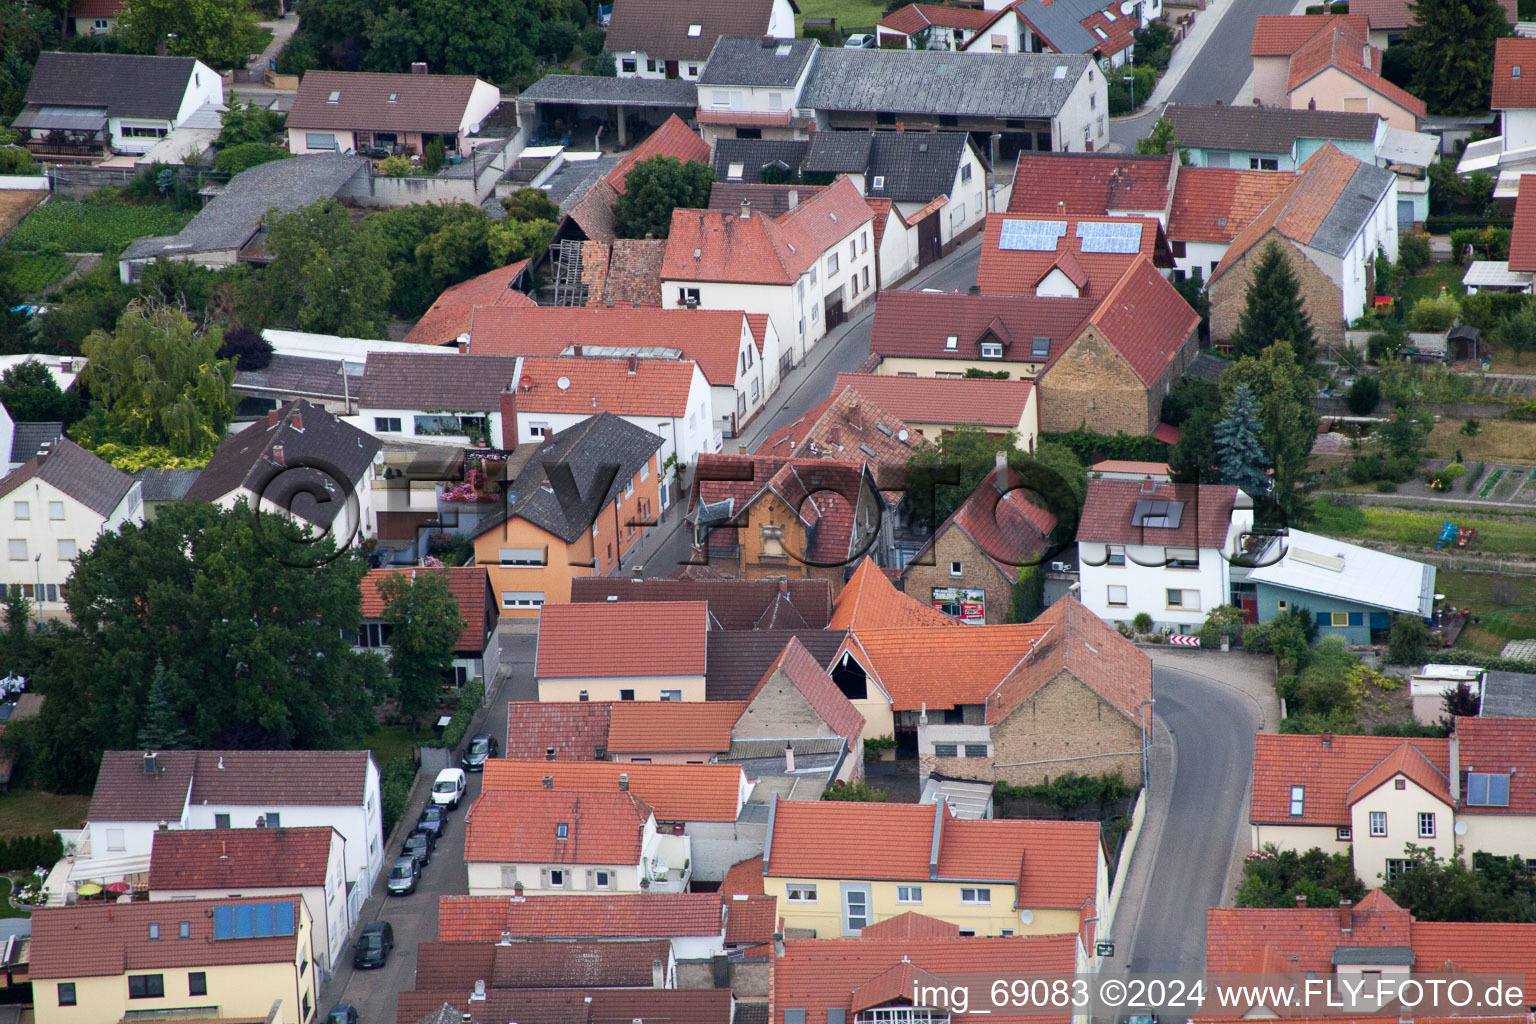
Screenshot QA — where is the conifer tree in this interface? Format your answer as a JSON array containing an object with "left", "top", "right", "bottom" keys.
[
  {"left": 136, "top": 662, "right": 192, "bottom": 751},
  {"left": 1214, "top": 384, "right": 1270, "bottom": 498},
  {"left": 1405, "top": 0, "right": 1511, "bottom": 116},
  {"left": 1229, "top": 241, "right": 1318, "bottom": 367}
]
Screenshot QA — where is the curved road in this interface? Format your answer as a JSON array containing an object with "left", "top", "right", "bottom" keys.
[{"left": 1126, "top": 662, "right": 1261, "bottom": 975}]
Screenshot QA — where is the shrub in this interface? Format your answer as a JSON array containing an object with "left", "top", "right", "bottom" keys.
[
  {"left": 1386, "top": 614, "right": 1432, "bottom": 665},
  {"left": 993, "top": 772, "right": 1130, "bottom": 810},
  {"left": 1375, "top": 481, "right": 1398, "bottom": 493},
  {"left": 422, "top": 139, "right": 447, "bottom": 175},
  {"left": 0, "top": 147, "right": 38, "bottom": 175},
  {"left": 1241, "top": 621, "right": 1275, "bottom": 653},
  {"left": 441, "top": 677, "right": 485, "bottom": 750},
  {"left": 1132, "top": 611, "right": 1154, "bottom": 634},
  {"left": 1345, "top": 375, "right": 1381, "bottom": 414},
  {"left": 1506, "top": 399, "right": 1536, "bottom": 421},
  {"left": 1449, "top": 226, "right": 1512, "bottom": 264},
  {"left": 1398, "top": 233, "right": 1431, "bottom": 272},
  {"left": 1458, "top": 291, "right": 1528, "bottom": 332},
  {"left": 213, "top": 143, "right": 292, "bottom": 176},
  {"left": 862, "top": 734, "right": 896, "bottom": 760},
  {"left": 1428, "top": 462, "right": 1467, "bottom": 491},
  {"left": 823, "top": 781, "right": 887, "bottom": 802},
  {"left": 1464, "top": 462, "right": 1486, "bottom": 491},
  {"left": 1366, "top": 331, "right": 1403, "bottom": 363},
  {"left": 379, "top": 755, "right": 417, "bottom": 837},
  {"left": 378, "top": 155, "right": 414, "bottom": 177},
  {"left": 216, "top": 325, "right": 272, "bottom": 371},
  {"left": 1408, "top": 292, "right": 1461, "bottom": 332}
]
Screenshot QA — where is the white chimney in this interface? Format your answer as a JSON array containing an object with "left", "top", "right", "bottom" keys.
[
  {"left": 994, "top": 451, "right": 1007, "bottom": 492},
  {"left": 740, "top": 200, "right": 751, "bottom": 219},
  {"left": 469, "top": 980, "right": 486, "bottom": 1001}
]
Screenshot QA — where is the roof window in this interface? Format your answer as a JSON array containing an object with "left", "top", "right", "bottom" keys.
[
  {"left": 1093, "top": 26, "right": 1107, "bottom": 39},
  {"left": 1054, "top": 65, "right": 1068, "bottom": 79},
  {"left": 1031, "top": 336, "right": 1050, "bottom": 358},
  {"left": 1515, "top": 65, "right": 1523, "bottom": 78},
  {"left": 872, "top": 175, "right": 885, "bottom": 189},
  {"left": 727, "top": 162, "right": 745, "bottom": 180},
  {"left": 1103, "top": 7, "right": 1116, "bottom": 18},
  {"left": 388, "top": 92, "right": 398, "bottom": 102},
  {"left": 688, "top": 23, "right": 702, "bottom": 36},
  {"left": 327, "top": 90, "right": 340, "bottom": 103},
  {"left": 776, "top": 43, "right": 793, "bottom": 55},
  {"left": 944, "top": 335, "right": 958, "bottom": 350},
  {"left": 556, "top": 823, "right": 569, "bottom": 839}
]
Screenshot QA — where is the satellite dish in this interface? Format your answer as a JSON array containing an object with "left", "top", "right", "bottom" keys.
[
  {"left": 1019, "top": 909, "right": 1034, "bottom": 925},
  {"left": 897, "top": 429, "right": 909, "bottom": 442},
  {"left": 1454, "top": 821, "right": 1467, "bottom": 836},
  {"left": 557, "top": 376, "right": 571, "bottom": 391}
]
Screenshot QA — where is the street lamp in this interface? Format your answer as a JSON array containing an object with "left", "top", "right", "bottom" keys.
[
  {"left": 1123, "top": 72, "right": 1136, "bottom": 112},
  {"left": 32, "top": 554, "right": 41, "bottom": 632}
]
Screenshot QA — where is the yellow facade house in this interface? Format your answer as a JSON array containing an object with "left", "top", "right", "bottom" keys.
[{"left": 31, "top": 894, "right": 317, "bottom": 1024}]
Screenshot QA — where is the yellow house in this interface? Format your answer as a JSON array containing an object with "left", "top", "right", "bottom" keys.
[
  {"left": 31, "top": 895, "right": 317, "bottom": 1024},
  {"left": 761, "top": 796, "right": 1106, "bottom": 944}
]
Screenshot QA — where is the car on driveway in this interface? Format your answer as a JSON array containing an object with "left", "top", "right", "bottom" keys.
[
  {"left": 402, "top": 828, "right": 435, "bottom": 867},
  {"left": 326, "top": 1006, "right": 359, "bottom": 1024},
  {"left": 353, "top": 921, "right": 394, "bottom": 968},
  {"left": 460, "top": 733, "right": 499, "bottom": 771},
  {"left": 386, "top": 856, "right": 419, "bottom": 896},
  {"left": 417, "top": 804, "right": 448, "bottom": 838},
  {"left": 431, "top": 767, "right": 466, "bottom": 807},
  {"left": 843, "top": 33, "right": 876, "bottom": 47}
]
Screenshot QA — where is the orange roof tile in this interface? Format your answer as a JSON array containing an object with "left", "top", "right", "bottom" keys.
[
  {"left": 1352, "top": 0, "right": 1515, "bottom": 31},
  {"left": 722, "top": 893, "right": 777, "bottom": 945},
  {"left": 846, "top": 621, "right": 1052, "bottom": 711},
  {"left": 605, "top": 700, "right": 745, "bottom": 754},
  {"left": 504, "top": 702, "right": 612, "bottom": 760},
  {"left": 403, "top": 260, "right": 531, "bottom": 347},
  {"left": 438, "top": 893, "right": 724, "bottom": 941},
  {"left": 1345, "top": 740, "right": 1451, "bottom": 805},
  {"left": 468, "top": 305, "right": 749, "bottom": 386},
  {"left": 719, "top": 855, "right": 765, "bottom": 896},
  {"left": 880, "top": 2, "right": 997, "bottom": 34},
  {"left": 1454, "top": 716, "right": 1536, "bottom": 815},
  {"left": 832, "top": 372, "right": 1032, "bottom": 429},
  {"left": 147, "top": 827, "right": 337, "bottom": 891},
  {"left": 1079, "top": 257, "right": 1200, "bottom": 387},
  {"left": 977, "top": 213, "right": 1168, "bottom": 300},
  {"left": 1493, "top": 37, "right": 1536, "bottom": 109},
  {"left": 858, "top": 911, "right": 961, "bottom": 939},
  {"left": 1168, "top": 167, "right": 1296, "bottom": 244},
  {"left": 1009, "top": 152, "right": 1174, "bottom": 216},
  {"left": 606, "top": 115, "right": 710, "bottom": 194},
  {"left": 463, "top": 788, "right": 653, "bottom": 865},
  {"left": 921, "top": 465, "right": 1057, "bottom": 580},
  {"left": 986, "top": 595, "right": 1151, "bottom": 725},
  {"left": 830, "top": 556, "right": 959, "bottom": 630},
  {"left": 1412, "top": 922, "right": 1536, "bottom": 978},
  {"left": 755, "top": 385, "right": 918, "bottom": 475},
  {"left": 483, "top": 759, "right": 745, "bottom": 822},
  {"left": 1077, "top": 474, "right": 1239, "bottom": 548},
  {"left": 413, "top": 938, "right": 673, "bottom": 990},
  {"left": 1206, "top": 893, "right": 1413, "bottom": 975},
  {"left": 513, "top": 356, "right": 699, "bottom": 417},
  {"left": 534, "top": 601, "right": 708, "bottom": 680},
  {"left": 1250, "top": 14, "right": 1368, "bottom": 56},
  {"left": 1250, "top": 733, "right": 1450, "bottom": 826},
  {"left": 1284, "top": 22, "right": 1426, "bottom": 119},
  {"left": 744, "top": 636, "right": 865, "bottom": 747},
  {"left": 1509, "top": 175, "right": 1536, "bottom": 273},
  {"left": 359, "top": 566, "right": 489, "bottom": 654},
  {"left": 745, "top": 313, "right": 770, "bottom": 354}
]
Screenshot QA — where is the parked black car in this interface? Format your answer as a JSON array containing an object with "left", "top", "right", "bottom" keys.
[
  {"left": 461, "top": 733, "right": 499, "bottom": 771},
  {"left": 353, "top": 921, "right": 394, "bottom": 969},
  {"left": 327, "top": 1005, "right": 359, "bottom": 1024},
  {"left": 416, "top": 804, "right": 448, "bottom": 837},
  {"left": 402, "top": 829, "right": 435, "bottom": 867}
]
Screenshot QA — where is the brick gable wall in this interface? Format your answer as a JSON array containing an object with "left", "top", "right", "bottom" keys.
[
  {"left": 1208, "top": 230, "right": 1344, "bottom": 346},
  {"left": 1036, "top": 325, "right": 1155, "bottom": 435},
  {"left": 900, "top": 525, "right": 1015, "bottom": 625}
]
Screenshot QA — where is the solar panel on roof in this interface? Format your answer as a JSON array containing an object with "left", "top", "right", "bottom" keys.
[
  {"left": 1076, "top": 220, "right": 1143, "bottom": 254},
  {"left": 998, "top": 219, "right": 1067, "bottom": 252}
]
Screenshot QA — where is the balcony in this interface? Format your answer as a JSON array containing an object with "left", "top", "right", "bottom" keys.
[{"left": 640, "top": 833, "right": 691, "bottom": 893}]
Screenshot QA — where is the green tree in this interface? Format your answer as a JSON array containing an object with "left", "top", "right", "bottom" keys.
[
  {"left": 136, "top": 661, "right": 193, "bottom": 750},
  {"left": 1135, "top": 116, "right": 1190, "bottom": 163},
  {"left": 1404, "top": 0, "right": 1512, "bottom": 115},
  {"left": 264, "top": 199, "right": 393, "bottom": 338},
  {"left": 1495, "top": 302, "right": 1536, "bottom": 364},
  {"left": 1382, "top": 844, "right": 1490, "bottom": 916},
  {"left": 1169, "top": 405, "right": 1220, "bottom": 483},
  {"left": 1236, "top": 844, "right": 1367, "bottom": 909},
  {"left": 488, "top": 217, "right": 557, "bottom": 266},
  {"left": 501, "top": 187, "right": 561, "bottom": 223},
  {"left": 216, "top": 99, "right": 286, "bottom": 147},
  {"left": 1010, "top": 564, "right": 1044, "bottom": 623},
  {"left": 75, "top": 306, "right": 235, "bottom": 458},
  {"left": 613, "top": 156, "right": 715, "bottom": 239},
  {"left": 377, "top": 570, "right": 465, "bottom": 730},
  {"left": 33, "top": 502, "right": 381, "bottom": 791},
  {"left": 117, "top": 0, "right": 260, "bottom": 69},
  {"left": 1386, "top": 614, "right": 1432, "bottom": 665},
  {"left": 0, "top": 358, "right": 80, "bottom": 424},
  {"left": 1228, "top": 241, "right": 1319, "bottom": 367},
  {"left": 1214, "top": 383, "right": 1270, "bottom": 498},
  {"left": 414, "top": 202, "right": 492, "bottom": 288},
  {"left": 904, "top": 426, "right": 1085, "bottom": 536},
  {"left": 1345, "top": 375, "right": 1381, "bottom": 415},
  {"left": 1378, "top": 405, "right": 1433, "bottom": 460},
  {"left": 1221, "top": 342, "right": 1318, "bottom": 520},
  {"left": 822, "top": 781, "right": 887, "bottom": 802},
  {"left": 214, "top": 143, "right": 292, "bottom": 176}
]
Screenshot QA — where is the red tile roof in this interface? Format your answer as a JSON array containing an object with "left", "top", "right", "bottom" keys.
[
  {"left": 977, "top": 214, "right": 1169, "bottom": 300},
  {"left": 359, "top": 566, "right": 489, "bottom": 654},
  {"left": 289, "top": 70, "right": 486, "bottom": 133},
  {"left": 414, "top": 938, "right": 672, "bottom": 990},
  {"left": 1079, "top": 5, "right": 1136, "bottom": 58},
  {"left": 1168, "top": 168, "right": 1296, "bottom": 244},
  {"left": 1509, "top": 175, "right": 1536, "bottom": 273},
  {"left": 1079, "top": 257, "right": 1200, "bottom": 387},
  {"left": 831, "top": 556, "right": 960, "bottom": 630},
  {"left": 90, "top": 750, "right": 375, "bottom": 822},
  {"left": 1207, "top": 890, "right": 1413, "bottom": 975},
  {"left": 571, "top": 576, "right": 833, "bottom": 630},
  {"left": 505, "top": 702, "right": 613, "bottom": 760},
  {"left": 1354, "top": 0, "right": 1515, "bottom": 31},
  {"left": 868, "top": 289, "right": 1097, "bottom": 367},
  {"left": 720, "top": 855, "right": 765, "bottom": 896},
  {"left": 1492, "top": 38, "right": 1536, "bottom": 109},
  {"left": 534, "top": 601, "right": 708, "bottom": 679},
  {"left": 469, "top": 305, "right": 749, "bottom": 386},
  {"left": 723, "top": 893, "right": 778, "bottom": 945},
  {"left": 846, "top": 621, "right": 1052, "bottom": 711},
  {"left": 512, "top": 356, "right": 700, "bottom": 417},
  {"left": 483, "top": 759, "right": 745, "bottom": 822},
  {"left": 606, "top": 700, "right": 746, "bottom": 753},
  {"left": 31, "top": 895, "right": 305, "bottom": 979},
  {"left": 1077, "top": 477, "right": 1240, "bottom": 548},
  {"left": 1284, "top": 21, "right": 1426, "bottom": 119},
  {"left": 1411, "top": 921, "right": 1536, "bottom": 978},
  {"left": 920, "top": 466, "right": 1057, "bottom": 580},
  {"left": 438, "top": 893, "right": 724, "bottom": 941},
  {"left": 858, "top": 911, "right": 961, "bottom": 938},
  {"left": 397, "top": 988, "right": 732, "bottom": 1024},
  {"left": 1250, "top": 734, "right": 1450, "bottom": 826},
  {"left": 606, "top": 115, "right": 711, "bottom": 194},
  {"left": 1009, "top": 153, "right": 1175, "bottom": 216},
  {"left": 832, "top": 372, "right": 1032, "bottom": 429},
  {"left": 745, "top": 636, "right": 865, "bottom": 748},
  {"left": 1454, "top": 716, "right": 1536, "bottom": 815},
  {"left": 148, "top": 826, "right": 336, "bottom": 891},
  {"left": 71, "top": 0, "right": 125, "bottom": 17},
  {"left": 403, "top": 260, "right": 531, "bottom": 347},
  {"left": 1250, "top": 14, "right": 1368, "bottom": 56},
  {"left": 1346, "top": 740, "right": 1450, "bottom": 805},
  {"left": 690, "top": 453, "right": 875, "bottom": 565},
  {"left": 774, "top": 935, "right": 1078, "bottom": 1024},
  {"left": 880, "top": 2, "right": 997, "bottom": 34},
  {"left": 662, "top": 176, "right": 874, "bottom": 285},
  {"left": 746, "top": 313, "right": 771, "bottom": 353},
  {"left": 756, "top": 385, "right": 919, "bottom": 476},
  {"left": 986, "top": 595, "right": 1151, "bottom": 725},
  {"left": 463, "top": 788, "right": 653, "bottom": 864}
]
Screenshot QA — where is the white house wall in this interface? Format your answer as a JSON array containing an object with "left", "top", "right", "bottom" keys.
[{"left": 0, "top": 477, "right": 142, "bottom": 611}]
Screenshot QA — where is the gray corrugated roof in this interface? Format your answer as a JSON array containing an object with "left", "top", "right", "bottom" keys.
[
  {"left": 121, "top": 155, "right": 367, "bottom": 262},
  {"left": 1164, "top": 103, "right": 1381, "bottom": 155},
  {"left": 867, "top": 131, "right": 969, "bottom": 203},
  {"left": 9, "top": 422, "right": 60, "bottom": 465},
  {"left": 469, "top": 412, "right": 663, "bottom": 545},
  {"left": 132, "top": 467, "right": 202, "bottom": 503},
  {"left": 1309, "top": 161, "right": 1396, "bottom": 258},
  {"left": 699, "top": 36, "right": 817, "bottom": 87},
  {"left": 1012, "top": 0, "right": 1099, "bottom": 55},
  {"left": 1482, "top": 671, "right": 1536, "bottom": 717},
  {"left": 805, "top": 132, "right": 872, "bottom": 174},
  {"left": 800, "top": 49, "right": 1090, "bottom": 119},
  {"left": 713, "top": 139, "right": 809, "bottom": 183},
  {"left": 22, "top": 52, "right": 201, "bottom": 122},
  {"left": 235, "top": 354, "right": 354, "bottom": 403},
  {"left": 518, "top": 74, "right": 698, "bottom": 108}
]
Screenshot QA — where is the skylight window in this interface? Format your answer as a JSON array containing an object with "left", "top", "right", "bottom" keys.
[
  {"left": 556, "top": 823, "right": 569, "bottom": 839},
  {"left": 776, "top": 42, "right": 793, "bottom": 55},
  {"left": 1093, "top": 26, "right": 1107, "bottom": 39},
  {"left": 944, "top": 335, "right": 958, "bottom": 351},
  {"left": 1053, "top": 65, "right": 1068, "bottom": 79},
  {"left": 688, "top": 23, "right": 702, "bottom": 36},
  {"left": 727, "top": 162, "right": 744, "bottom": 180},
  {"left": 1103, "top": 7, "right": 1116, "bottom": 18},
  {"left": 1031, "top": 336, "right": 1050, "bottom": 358},
  {"left": 872, "top": 175, "right": 885, "bottom": 189},
  {"left": 327, "top": 90, "right": 340, "bottom": 103},
  {"left": 387, "top": 92, "right": 398, "bottom": 102}
]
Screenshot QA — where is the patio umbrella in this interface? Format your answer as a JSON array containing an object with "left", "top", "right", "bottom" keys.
[
  {"left": 75, "top": 882, "right": 102, "bottom": 897},
  {"left": 104, "top": 881, "right": 130, "bottom": 893}
]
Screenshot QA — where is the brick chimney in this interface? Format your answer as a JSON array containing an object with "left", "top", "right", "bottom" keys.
[
  {"left": 1339, "top": 900, "right": 1353, "bottom": 933},
  {"left": 572, "top": 344, "right": 583, "bottom": 358},
  {"left": 291, "top": 412, "right": 303, "bottom": 431},
  {"left": 541, "top": 775, "right": 553, "bottom": 789},
  {"left": 847, "top": 402, "right": 863, "bottom": 431},
  {"left": 994, "top": 451, "right": 1008, "bottom": 493},
  {"left": 266, "top": 410, "right": 280, "bottom": 428},
  {"left": 411, "top": 61, "right": 428, "bottom": 74},
  {"left": 627, "top": 354, "right": 639, "bottom": 374},
  {"left": 499, "top": 385, "right": 518, "bottom": 452},
  {"left": 1295, "top": 894, "right": 1307, "bottom": 908},
  {"left": 829, "top": 424, "right": 841, "bottom": 445},
  {"left": 272, "top": 443, "right": 286, "bottom": 467},
  {"left": 618, "top": 772, "right": 629, "bottom": 791},
  {"left": 740, "top": 200, "right": 751, "bottom": 220}
]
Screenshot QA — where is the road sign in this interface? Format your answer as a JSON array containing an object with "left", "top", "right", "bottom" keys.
[
  {"left": 1167, "top": 634, "right": 1200, "bottom": 647},
  {"left": 1096, "top": 942, "right": 1115, "bottom": 957}
]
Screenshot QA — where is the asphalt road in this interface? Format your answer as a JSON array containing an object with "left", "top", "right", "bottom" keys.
[{"left": 1126, "top": 662, "right": 1261, "bottom": 976}]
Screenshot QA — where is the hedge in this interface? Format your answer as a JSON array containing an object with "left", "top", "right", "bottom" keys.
[
  {"left": 1423, "top": 649, "right": 1536, "bottom": 673},
  {"left": 0, "top": 832, "right": 63, "bottom": 873},
  {"left": 1043, "top": 429, "right": 1168, "bottom": 466},
  {"left": 442, "top": 677, "right": 485, "bottom": 751},
  {"left": 379, "top": 755, "right": 418, "bottom": 838},
  {"left": 1426, "top": 215, "right": 1513, "bottom": 234},
  {"left": 993, "top": 771, "right": 1131, "bottom": 810}
]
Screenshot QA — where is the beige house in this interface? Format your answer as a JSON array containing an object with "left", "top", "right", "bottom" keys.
[
  {"left": 534, "top": 600, "right": 708, "bottom": 702},
  {"left": 1451, "top": 716, "right": 1536, "bottom": 863},
  {"left": 31, "top": 895, "right": 317, "bottom": 1024},
  {"left": 1250, "top": 15, "right": 1425, "bottom": 131}
]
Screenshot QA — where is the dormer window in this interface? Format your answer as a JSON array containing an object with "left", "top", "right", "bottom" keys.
[
  {"left": 980, "top": 342, "right": 1003, "bottom": 359},
  {"left": 1289, "top": 786, "right": 1304, "bottom": 816},
  {"left": 688, "top": 23, "right": 702, "bottom": 36},
  {"left": 944, "top": 335, "right": 958, "bottom": 350}
]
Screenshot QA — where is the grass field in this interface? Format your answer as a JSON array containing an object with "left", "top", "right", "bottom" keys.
[
  {"left": 1397, "top": 263, "right": 1466, "bottom": 311},
  {"left": 796, "top": 0, "right": 887, "bottom": 31},
  {"left": 365, "top": 723, "right": 418, "bottom": 768},
  {"left": 6, "top": 249, "right": 74, "bottom": 295},
  {"left": 0, "top": 789, "right": 90, "bottom": 838},
  {"left": 1439, "top": 570, "right": 1536, "bottom": 655},
  {"left": 0, "top": 877, "right": 26, "bottom": 919},
  {"left": 1426, "top": 418, "right": 1536, "bottom": 465},
  {"left": 1307, "top": 497, "right": 1536, "bottom": 556},
  {"left": 9, "top": 201, "right": 192, "bottom": 254}
]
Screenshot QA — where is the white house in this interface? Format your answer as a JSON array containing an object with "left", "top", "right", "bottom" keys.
[
  {"left": 352, "top": 351, "right": 520, "bottom": 448},
  {"left": 463, "top": 788, "right": 691, "bottom": 897},
  {"left": 961, "top": 0, "right": 1153, "bottom": 66},
  {"left": 694, "top": 36, "right": 818, "bottom": 145},
  {"left": 607, "top": 0, "right": 795, "bottom": 80},
  {"left": 286, "top": 71, "right": 504, "bottom": 158},
  {"left": 58, "top": 750, "right": 385, "bottom": 922},
  {"left": 661, "top": 177, "right": 876, "bottom": 366},
  {"left": 148, "top": 826, "right": 352, "bottom": 978},
  {"left": 1076, "top": 473, "right": 1252, "bottom": 632},
  {"left": 184, "top": 399, "right": 383, "bottom": 548},
  {"left": 357, "top": 566, "right": 500, "bottom": 685},
  {"left": 14, "top": 52, "right": 222, "bottom": 159},
  {"left": 0, "top": 438, "right": 141, "bottom": 618}
]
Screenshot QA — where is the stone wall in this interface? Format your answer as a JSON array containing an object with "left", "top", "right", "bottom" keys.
[
  {"left": 900, "top": 525, "right": 1015, "bottom": 625},
  {"left": 1209, "top": 231, "right": 1344, "bottom": 347},
  {"left": 1037, "top": 325, "right": 1155, "bottom": 434}
]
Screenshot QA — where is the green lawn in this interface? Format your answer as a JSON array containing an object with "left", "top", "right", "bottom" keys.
[
  {"left": 0, "top": 877, "right": 27, "bottom": 919},
  {"left": 1439, "top": 570, "right": 1536, "bottom": 655},
  {"left": 6, "top": 249, "right": 73, "bottom": 295},
  {"left": 365, "top": 723, "right": 418, "bottom": 768},
  {"left": 796, "top": 0, "right": 887, "bottom": 31},
  {"left": 9, "top": 202, "right": 192, "bottom": 254},
  {"left": 1307, "top": 497, "right": 1536, "bottom": 557},
  {"left": 243, "top": 26, "right": 275, "bottom": 61},
  {"left": 1396, "top": 263, "right": 1466, "bottom": 312},
  {"left": 0, "top": 789, "right": 90, "bottom": 838}
]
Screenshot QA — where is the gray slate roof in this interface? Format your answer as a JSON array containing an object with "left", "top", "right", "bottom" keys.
[
  {"left": 801, "top": 49, "right": 1091, "bottom": 119},
  {"left": 1164, "top": 103, "right": 1381, "bottom": 156},
  {"left": 121, "top": 155, "right": 368, "bottom": 262},
  {"left": 1481, "top": 671, "right": 1536, "bottom": 717},
  {"left": 0, "top": 437, "right": 134, "bottom": 518},
  {"left": 541, "top": 155, "right": 622, "bottom": 213},
  {"left": 1011, "top": 0, "right": 1100, "bottom": 54},
  {"left": 1309, "top": 161, "right": 1397, "bottom": 258},
  {"left": 713, "top": 139, "right": 809, "bottom": 183},
  {"left": 358, "top": 352, "right": 521, "bottom": 410},
  {"left": 699, "top": 36, "right": 817, "bottom": 88},
  {"left": 705, "top": 629, "right": 848, "bottom": 700},
  {"left": 866, "top": 131, "right": 969, "bottom": 202},
  {"left": 805, "top": 132, "right": 872, "bottom": 174},
  {"left": 132, "top": 467, "right": 202, "bottom": 503},
  {"left": 469, "top": 412, "right": 663, "bottom": 545},
  {"left": 9, "top": 422, "right": 60, "bottom": 465},
  {"left": 518, "top": 74, "right": 698, "bottom": 108},
  {"left": 235, "top": 354, "right": 356, "bottom": 404},
  {"left": 22, "top": 52, "right": 201, "bottom": 121}
]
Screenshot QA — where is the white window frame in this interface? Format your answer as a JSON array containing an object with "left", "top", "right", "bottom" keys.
[
  {"left": 1369, "top": 811, "right": 1387, "bottom": 837},
  {"left": 1417, "top": 812, "right": 1435, "bottom": 838},
  {"left": 1107, "top": 585, "right": 1128, "bottom": 607},
  {"left": 949, "top": 560, "right": 962, "bottom": 577},
  {"left": 12, "top": 502, "right": 26, "bottom": 520},
  {"left": 7, "top": 540, "right": 25, "bottom": 561},
  {"left": 58, "top": 539, "right": 77, "bottom": 561},
  {"left": 786, "top": 884, "right": 817, "bottom": 902},
  {"left": 1289, "top": 786, "right": 1304, "bottom": 817},
  {"left": 960, "top": 887, "right": 991, "bottom": 904},
  {"left": 896, "top": 885, "right": 922, "bottom": 903}
]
